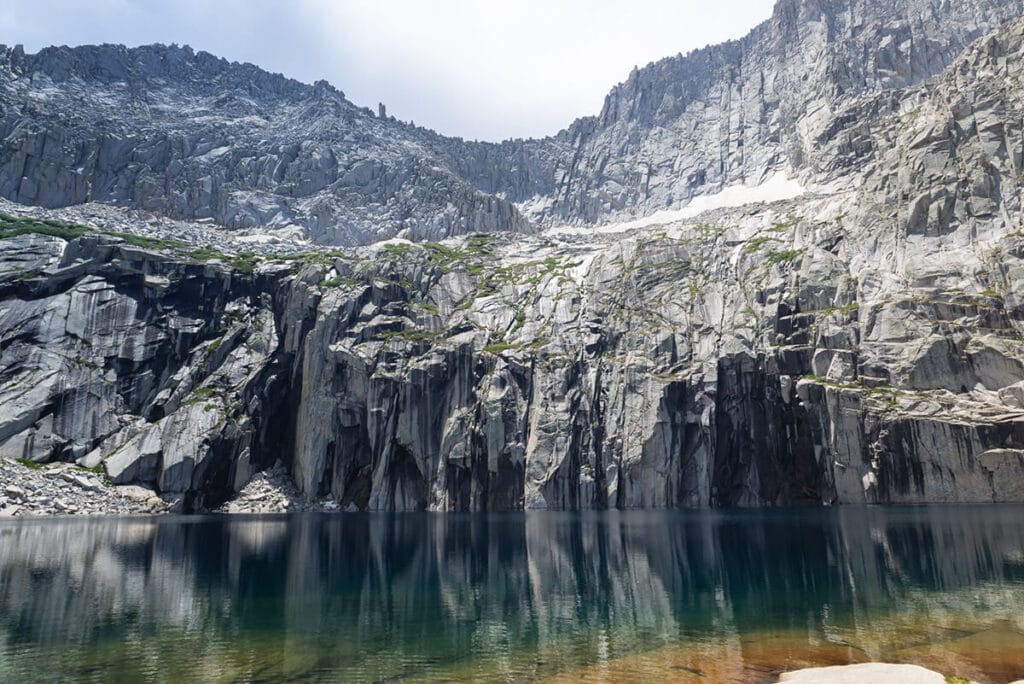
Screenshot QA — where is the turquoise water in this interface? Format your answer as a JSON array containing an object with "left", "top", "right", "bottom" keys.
[{"left": 1, "top": 507, "right": 1024, "bottom": 682}]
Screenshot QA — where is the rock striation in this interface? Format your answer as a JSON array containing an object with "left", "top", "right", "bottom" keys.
[{"left": 2, "top": 3, "right": 1024, "bottom": 511}]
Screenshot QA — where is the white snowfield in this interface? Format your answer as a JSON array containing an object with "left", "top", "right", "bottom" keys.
[{"left": 543, "top": 172, "right": 807, "bottom": 237}]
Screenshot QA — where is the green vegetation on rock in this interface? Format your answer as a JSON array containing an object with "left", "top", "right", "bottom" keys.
[
  {"left": 0, "top": 214, "right": 89, "bottom": 240},
  {"left": 15, "top": 457, "right": 45, "bottom": 470}
]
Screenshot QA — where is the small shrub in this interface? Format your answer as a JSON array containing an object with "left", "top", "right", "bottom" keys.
[
  {"left": 381, "top": 242, "right": 415, "bottom": 259},
  {"left": 190, "top": 247, "right": 225, "bottom": 261},
  {"left": 766, "top": 248, "right": 806, "bottom": 265},
  {"left": 183, "top": 386, "right": 218, "bottom": 406},
  {"left": 744, "top": 235, "right": 780, "bottom": 253},
  {"left": 228, "top": 253, "right": 258, "bottom": 275}
]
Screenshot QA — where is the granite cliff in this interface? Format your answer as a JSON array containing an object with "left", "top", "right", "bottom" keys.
[{"left": 2, "top": 1, "right": 1024, "bottom": 513}]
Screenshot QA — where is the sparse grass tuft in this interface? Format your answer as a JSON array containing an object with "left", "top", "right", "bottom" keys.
[
  {"left": 744, "top": 235, "right": 780, "bottom": 253},
  {"left": 374, "top": 328, "right": 443, "bottom": 344},
  {"left": 106, "top": 232, "right": 184, "bottom": 250},
  {"left": 15, "top": 457, "right": 45, "bottom": 470},
  {"left": 0, "top": 214, "right": 90, "bottom": 241},
  {"left": 183, "top": 386, "right": 218, "bottom": 406},
  {"left": 482, "top": 342, "right": 519, "bottom": 355}
]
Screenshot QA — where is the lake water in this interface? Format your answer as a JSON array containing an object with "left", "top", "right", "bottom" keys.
[{"left": 1, "top": 507, "right": 1024, "bottom": 683}]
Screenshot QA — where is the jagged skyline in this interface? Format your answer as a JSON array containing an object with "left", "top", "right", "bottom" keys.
[{"left": 0, "top": 0, "right": 773, "bottom": 141}]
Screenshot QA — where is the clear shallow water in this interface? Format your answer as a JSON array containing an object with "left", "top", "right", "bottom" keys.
[{"left": 1, "top": 508, "right": 1024, "bottom": 683}]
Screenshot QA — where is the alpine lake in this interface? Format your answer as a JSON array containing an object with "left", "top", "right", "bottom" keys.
[{"left": 2, "top": 506, "right": 1024, "bottom": 683}]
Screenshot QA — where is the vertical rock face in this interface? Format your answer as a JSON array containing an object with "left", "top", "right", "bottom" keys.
[
  {"left": 7, "top": 53, "right": 1024, "bottom": 511},
  {"left": 0, "top": 231, "right": 297, "bottom": 509},
  {"left": 2, "top": 3, "right": 1024, "bottom": 511}
]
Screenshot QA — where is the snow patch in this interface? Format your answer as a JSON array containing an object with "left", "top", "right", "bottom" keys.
[
  {"left": 545, "top": 173, "right": 806, "bottom": 237},
  {"left": 197, "top": 146, "right": 232, "bottom": 162},
  {"left": 235, "top": 225, "right": 309, "bottom": 245}
]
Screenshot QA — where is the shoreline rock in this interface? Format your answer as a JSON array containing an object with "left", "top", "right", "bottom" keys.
[
  {"left": 215, "top": 462, "right": 336, "bottom": 514},
  {"left": 0, "top": 458, "right": 166, "bottom": 517},
  {"left": 778, "top": 663, "right": 956, "bottom": 683},
  {"left": 0, "top": 456, "right": 337, "bottom": 517}
]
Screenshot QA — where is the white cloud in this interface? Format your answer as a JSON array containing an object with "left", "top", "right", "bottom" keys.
[{"left": 1, "top": 0, "right": 774, "bottom": 140}]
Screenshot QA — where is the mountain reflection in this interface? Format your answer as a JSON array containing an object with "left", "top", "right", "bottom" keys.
[{"left": 2, "top": 507, "right": 1024, "bottom": 682}]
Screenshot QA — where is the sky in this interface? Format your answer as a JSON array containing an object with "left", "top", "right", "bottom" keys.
[{"left": 0, "top": 1, "right": 774, "bottom": 141}]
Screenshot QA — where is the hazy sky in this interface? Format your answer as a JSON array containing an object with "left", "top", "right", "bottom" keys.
[{"left": 0, "top": 1, "right": 774, "bottom": 141}]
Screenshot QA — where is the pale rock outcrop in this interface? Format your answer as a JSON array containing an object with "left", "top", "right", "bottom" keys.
[{"left": 778, "top": 663, "right": 947, "bottom": 683}]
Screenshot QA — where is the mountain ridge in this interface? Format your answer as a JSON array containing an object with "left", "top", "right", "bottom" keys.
[
  {"left": 0, "top": 41, "right": 556, "bottom": 244},
  {"left": 2, "top": 0, "right": 1023, "bottom": 244}
]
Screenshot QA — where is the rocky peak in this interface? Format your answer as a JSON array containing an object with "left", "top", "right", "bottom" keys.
[
  {"left": 2, "top": 42, "right": 308, "bottom": 100},
  {"left": 0, "top": 41, "right": 554, "bottom": 244},
  {"left": 0, "top": 0, "right": 1022, "bottom": 241},
  {"left": 543, "top": 0, "right": 1024, "bottom": 225}
]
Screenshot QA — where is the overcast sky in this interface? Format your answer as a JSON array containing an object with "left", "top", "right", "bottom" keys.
[{"left": 0, "top": 1, "right": 774, "bottom": 141}]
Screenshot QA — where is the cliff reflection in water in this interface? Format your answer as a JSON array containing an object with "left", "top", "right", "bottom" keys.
[{"left": 2, "top": 507, "right": 1024, "bottom": 681}]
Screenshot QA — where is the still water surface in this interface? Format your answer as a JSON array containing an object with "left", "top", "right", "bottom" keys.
[{"left": 1, "top": 507, "right": 1024, "bottom": 683}]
